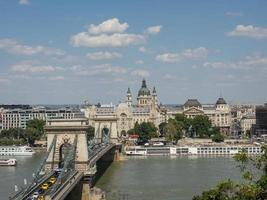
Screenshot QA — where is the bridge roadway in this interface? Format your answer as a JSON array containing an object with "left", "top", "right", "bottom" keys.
[
  {"left": 17, "top": 143, "right": 116, "bottom": 200},
  {"left": 46, "top": 171, "right": 84, "bottom": 200},
  {"left": 88, "top": 143, "right": 116, "bottom": 168},
  {"left": 16, "top": 172, "right": 56, "bottom": 200}
]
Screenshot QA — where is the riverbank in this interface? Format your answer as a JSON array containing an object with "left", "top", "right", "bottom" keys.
[{"left": 32, "top": 146, "right": 46, "bottom": 152}]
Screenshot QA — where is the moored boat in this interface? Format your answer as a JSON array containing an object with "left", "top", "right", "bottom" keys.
[
  {"left": 125, "top": 145, "right": 262, "bottom": 156},
  {"left": 0, "top": 158, "right": 17, "bottom": 166},
  {"left": 0, "top": 146, "right": 35, "bottom": 156}
]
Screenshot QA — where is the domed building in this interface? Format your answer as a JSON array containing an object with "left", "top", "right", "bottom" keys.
[
  {"left": 136, "top": 79, "right": 157, "bottom": 107},
  {"left": 85, "top": 79, "right": 232, "bottom": 141},
  {"left": 164, "top": 97, "right": 231, "bottom": 135},
  {"left": 85, "top": 79, "right": 160, "bottom": 141}
]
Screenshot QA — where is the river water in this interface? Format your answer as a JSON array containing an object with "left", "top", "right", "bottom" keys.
[
  {"left": 0, "top": 153, "right": 45, "bottom": 199},
  {"left": 0, "top": 154, "right": 242, "bottom": 200},
  {"left": 96, "top": 156, "right": 242, "bottom": 200}
]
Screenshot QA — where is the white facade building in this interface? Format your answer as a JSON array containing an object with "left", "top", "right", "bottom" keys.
[
  {"left": 240, "top": 114, "right": 256, "bottom": 135},
  {"left": 85, "top": 79, "right": 232, "bottom": 137},
  {"left": 0, "top": 108, "right": 80, "bottom": 130}
]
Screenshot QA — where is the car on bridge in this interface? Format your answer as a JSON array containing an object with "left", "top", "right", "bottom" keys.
[
  {"left": 32, "top": 191, "right": 39, "bottom": 199},
  {"left": 49, "top": 177, "right": 57, "bottom": 184},
  {"left": 41, "top": 183, "right": 49, "bottom": 190},
  {"left": 37, "top": 195, "right": 44, "bottom": 200}
]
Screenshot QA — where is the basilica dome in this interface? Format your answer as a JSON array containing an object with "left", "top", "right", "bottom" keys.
[
  {"left": 138, "top": 79, "right": 151, "bottom": 96},
  {"left": 216, "top": 97, "right": 227, "bottom": 105}
]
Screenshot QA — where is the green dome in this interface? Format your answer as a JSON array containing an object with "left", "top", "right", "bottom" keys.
[
  {"left": 138, "top": 79, "right": 151, "bottom": 96},
  {"left": 216, "top": 97, "right": 227, "bottom": 105}
]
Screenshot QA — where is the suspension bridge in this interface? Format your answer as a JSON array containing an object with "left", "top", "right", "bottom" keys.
[{"left": 10, "top": 118, "right": 121, "bottom": 200}]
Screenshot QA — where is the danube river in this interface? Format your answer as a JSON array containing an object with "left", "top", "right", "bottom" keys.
[
  {"left": 96, "top": 156, "right": 241, "bottom": 200},
  {"left": 0, "top": 154, "right": 242, "bottom": 200}
]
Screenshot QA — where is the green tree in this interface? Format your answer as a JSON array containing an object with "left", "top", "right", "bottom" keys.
[
  {"left": 159, "top": 122, "right": 168, "bottom": 136},
  {"left": 86, "top": 126, "right": 95, "bottom": 141},
  {"left": 25, "top": 119, "right": 45, "bottom": 146},
  {"left": 191, "top": 115, "right": 212, "bottom": 138},
  {"left": 165, "top": 119, "right": 183, "bottom": 143},
  {"left": 212, "top": 133, "right": 224, "bottom": 143},
  {"left": 193, "top": 145, "right": 267, "bottom": 200},
  {"left": 25, "top": 127, "right": 41, "bottom": 146},
  {"left": 133, "top": 122, "right": 158, "bottom": 142},
  {"left": 27, "top": 119, "right": 45, "bottom": 135}
]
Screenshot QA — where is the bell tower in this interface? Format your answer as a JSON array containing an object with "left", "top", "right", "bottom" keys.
[
  {"left": 152, "top": 86, "right": 158, "bottom": 107},
  {"left": 126, "top": 87, "right": 132, "bottom": 107}
]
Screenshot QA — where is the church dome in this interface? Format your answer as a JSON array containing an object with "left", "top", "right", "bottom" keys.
[
  {"left": 216, "top": 97, "right": 227, "bottom": 105},
  {"left": 184, "top": 99, "right": 202, "bottom": 107},
  {"left": 138, "top": 79, "right": 151, "bottom": 96}
]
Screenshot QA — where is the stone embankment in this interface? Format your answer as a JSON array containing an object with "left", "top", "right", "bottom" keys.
[
  {"left": 89, "top": 187, "right": 106, "bottom": 200},
  {"left": 32, "top": 146, "right": 46, "bottom": 152}
]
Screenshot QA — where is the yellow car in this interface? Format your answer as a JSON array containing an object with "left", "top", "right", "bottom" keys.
[
  {"left": 37, "top": 196, "right": 44, "bottom": 200},
  {"left": 41, "top": 183, "right": 49, "bottom": 190},
  {"left": 49, "top": 177, "right": 57, "bottom": 184}
]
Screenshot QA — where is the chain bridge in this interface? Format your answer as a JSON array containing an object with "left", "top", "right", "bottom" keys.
[{"left": 10, "top": 118, "right": 121, "bottom": 200}]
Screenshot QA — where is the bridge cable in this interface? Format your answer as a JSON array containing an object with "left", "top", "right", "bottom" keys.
[
  {"left": 49, "top": 134, "right": 78, "bottom": 195},
  {"left": 10, "top": 135, "right": 57, "bottom": 200}
]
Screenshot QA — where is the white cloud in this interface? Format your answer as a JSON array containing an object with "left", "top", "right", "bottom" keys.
[
  {"left": 71, "top": 32, "right": 145, "bottom": 48},
  {"left": 227, "top": 25, "right": 267, "bottom": 39},
  {"left": 203, "top": 55, "right": 267, "bottom": 70},
  {"left": 139, "top": 46, "right": 147, "bottom": 53},
  {"left": 11, "top": 63, "right": 62, "bottom": 73},
  {"left": 225, "top": 12, "right": 243, "bottom": 17},
  {"left": 86, "top": 51, "right": 122, "bottom": 60},
  {"left": 135, "top": 60, "right": 144, "bottom": 65},
  {"left": 131, "top": 69, "right": 150, "bottom": 77},
  {"left": 156, "top": 47, "right": 208, "bottom": 63},
  {"left": 70, "top": 18, "right": 145, "bottom": 48},
  {"left": 19, "top": 0, "right": 29, "bottom": 5},
  {"left": 89, "top": 18, "right": 129, "bottom": 34},
  {"left": 49, "top": 76, "right": 65, "bottom": 81},
  {"left": 75, "top": 64, "right": 127, "bottom": 76},
  {"left": 145, "top": 25, "right": 162, "bottom": 35},
  {"left": 0, "top": 39, "right": 65, "bottom": 56}
]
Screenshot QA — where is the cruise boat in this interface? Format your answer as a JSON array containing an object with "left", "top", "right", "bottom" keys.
[
  {"left": 125, "top": 145, "right": 262, "bottom": 156},
  {"left": 0, "top": 146, "right": 35, "bottom": 156},
  {"left": 0, "top": 159, "right": 17, "bottom": 166}
]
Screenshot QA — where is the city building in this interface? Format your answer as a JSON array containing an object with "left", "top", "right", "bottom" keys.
[
  {"left": 253, "top": 103, "right": 267, "bottom": 135},
  {"left": 163, "top": 97, "right": 231, "bottom": 135},
  {"left": 240, "top": 114, "right": 256, "bottom": 135},
  {"left": 0, "top": 108, "right": 82, "bottom": 130},
  {"left": 85, "top": 79, "right": 231, "bottom": 137},
  {"left": 85, "top": 79, "right": 160, "bottom": 138}
]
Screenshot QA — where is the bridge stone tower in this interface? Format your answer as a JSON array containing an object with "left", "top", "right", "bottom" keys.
[{"left": 45, "top": 118, "right": 89, "bottom": 172}]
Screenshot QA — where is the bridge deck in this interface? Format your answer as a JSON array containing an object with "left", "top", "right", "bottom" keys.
[
  {"left": 89, "top": 143, "right": 116, "bottom": 167},
  {"left": 47, "top": 171, "right": 84, "bottom": 200}
]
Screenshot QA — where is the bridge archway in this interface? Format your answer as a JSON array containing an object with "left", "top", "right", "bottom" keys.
[
  {"left": 94, "top": 119, "right": 118, "bottom": 143},
  {"left": 45, "top": 119, "right": 89, "bottom": 172},
  {"left": 58, "top": 143, "right": 72, "bottom": 168}
]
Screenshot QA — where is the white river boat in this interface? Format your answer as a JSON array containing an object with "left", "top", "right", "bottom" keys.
[{"left": 0, "top": 146, "right": 35, "bottom": 156}]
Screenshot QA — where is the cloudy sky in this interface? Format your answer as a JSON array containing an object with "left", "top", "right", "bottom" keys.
[{"left": 0, "top": 0, "right": 267, "bottom": 105}]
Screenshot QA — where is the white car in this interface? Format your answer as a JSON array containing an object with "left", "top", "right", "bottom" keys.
[
  {"left": 152, "top": 142, "right": 164, "bottom": 146},
  {"left": 32, "top": 192, "right": 39, "bottom": 199},
  {"left": 144, "top": 143, "right": 150, "bottom": 146}
]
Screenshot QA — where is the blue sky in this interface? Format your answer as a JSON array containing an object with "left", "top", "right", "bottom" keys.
[{"left": 0, "top": 0, "right": 267, "bottom": 105}]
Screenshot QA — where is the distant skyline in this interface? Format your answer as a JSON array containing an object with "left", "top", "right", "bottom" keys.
[{"left": 0, "top": 0, "right": 267, "bottom": 105}]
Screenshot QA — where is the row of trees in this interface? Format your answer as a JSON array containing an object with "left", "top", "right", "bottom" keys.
[
  {"left": 125, "top": 114, "right": 225, "bottom": 143},
  {"left": 0, "top": 119, "right": 45, "bottom": 146},
  {"left": 127, "top": 122, "right": 158, "bottom": 142},
  {"left": 159, "top": 114, "right": 225, "bottom": 143}
]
